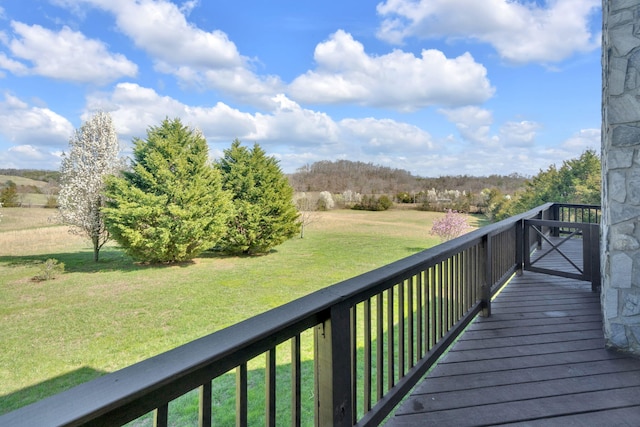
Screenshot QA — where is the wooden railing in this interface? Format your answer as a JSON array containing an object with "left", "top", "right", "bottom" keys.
[{"left": 0, "top": 203, "right": 599, "bottom": 427}]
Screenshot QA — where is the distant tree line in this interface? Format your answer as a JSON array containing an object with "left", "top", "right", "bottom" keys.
[
  {"left": 288, "top": 160, "right": 526, "bottom": 196},
  {"left": 288, "top": 160, "right": 528, "bottom": 213},
  {"left": 0, "top": 169, "right": 60, "bottom": 183}
]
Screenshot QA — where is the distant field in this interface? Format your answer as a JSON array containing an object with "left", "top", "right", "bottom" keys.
[
  {"left": 0, "top": 175, "right": 54, "bottom": 207},
  {"left": 0, "top": 175, "right": 51, "bottom": 189},
  {"left": 0, "top": 206, "right": 485, "bottom": 420}
]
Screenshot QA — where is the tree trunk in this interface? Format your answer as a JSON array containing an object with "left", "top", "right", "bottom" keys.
[{"left": 93, "top": 235, "right": 99, "bottom": 262}]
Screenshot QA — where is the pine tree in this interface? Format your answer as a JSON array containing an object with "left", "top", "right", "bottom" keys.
[
  {"left": 0, "top": 181, "right": 20, "bottom": 207},
  {"left": 216, "top": 139, "right": 300, "bottom": 255},
  {"left": 58, "top": 112, "right": 122, "bottom": 261},
  {"left": 103, "top": 118, "right": 232, "bottom": 263}
]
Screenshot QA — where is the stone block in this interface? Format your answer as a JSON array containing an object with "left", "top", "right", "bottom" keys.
[
  {"left": 628, "top": 169, "right": 640, "bottom": 204},
  {"left": 622, "top": 292, "right": 640, "bottom": 316},
  {"left": 610, "top": 1, "right": 640, "bottom": 13},
  {"left": 605, "top": 288, "right": 620, "bottom": 319},
  {"left": 612, "top": 252, "right": 633, "bottom": 288},
  {"left": 609, "top": 148, "right": 634, "bottom": 168},
  {"left": 613, "top": 235, "right": 640, "bottom": 250},
  {"left": 609, "top": 170, "right": 627, "bottom": 202},
  {"left": 608, "top": 322, "right": 629, "bottom": 348},
  {"left": 609, "top": 8, "right": 634, "bottom": 27},
  {"left": 609, "top": 57, "right": 628, "bottom": 95},
  {"left": 610, "top": 202, "right": 640, "bottom": 223},
  {"left": 612, "top": 124, "right": 640, "bottom": 146},
  {"left": 630, "top": 325, "right": 640, "bottom": 345},
  {"left": 614, "top": 221, "right": 636, "bottom": 235},
  {"left": 610, "top": 25, "right": 640, "bottom": 57}
]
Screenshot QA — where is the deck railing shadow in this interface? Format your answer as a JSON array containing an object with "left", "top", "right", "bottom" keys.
[{"left": 0, "top": 203, "right": 601, "bottom": 427}]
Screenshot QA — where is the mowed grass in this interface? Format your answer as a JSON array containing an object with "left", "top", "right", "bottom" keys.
[{"left": 0, "top": 207, "right": 484, "bottom": 417}]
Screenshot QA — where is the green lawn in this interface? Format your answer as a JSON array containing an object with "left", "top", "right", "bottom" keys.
[{"left": 0, "top": 207, "right": 486, "bottom": 421}]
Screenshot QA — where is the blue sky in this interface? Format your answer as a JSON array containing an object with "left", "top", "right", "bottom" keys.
[{"left": 0, "top": 0, "right": 602, "bottom": 176}]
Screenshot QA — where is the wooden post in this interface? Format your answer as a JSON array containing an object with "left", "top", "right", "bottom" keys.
[
  {"left": 515, "top": 220, "right": 524, "bottom": 276},
  {"left": 314, "top": 302, "right": 353, "bottom": 427},
  {"left": 590, "top": 223, "right": 601, "bottom": 293},
  {"left": 481, "top": 235, "right": 492, "bottom": 317}
]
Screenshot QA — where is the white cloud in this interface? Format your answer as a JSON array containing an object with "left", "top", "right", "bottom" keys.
[
  {"left": 179, "top": 0, "right": 199, "bottom": 16},
  {"left": 61, "top": 0, "right": 282, "bottom": 103},
  {"left": 439, "top": 106, "right": 496, "bottom": 144},
  {"left": 499, "top": 121, "right": 542, "bottom": 147},
  {"left": 248, "top": 94, "right": 341, "bottom": 145},
  {"left": 376, "top": 0, "right": 600, "bottom": 64},
  {"left": 0, "top": 22, "right": 137, "bottom": 84},
  {"left": 561, "top": 128, "right": 600, "bottom": 150},
  {"left": 340, "top": 117, "right": 433, "bottom": 153},
  {"left": 289, "top": 30, "right": 494, "bottom": 110},
  {"left": 84, "top": 83, "right": 257, "bottom": 142},
  {"left": 0, "top": 93, "right": 74, "bottom": 146},
  {"left": 83, "top": 86, "right": 440, "bottom": 171},
  {"left": 0, "top": 52, "right": 28, "bottom": 75},
  {"left": 0, "top": 145, "right": 62, "bottom": 169}
]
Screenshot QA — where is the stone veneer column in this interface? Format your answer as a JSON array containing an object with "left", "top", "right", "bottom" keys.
[{"left": 602, "top": 0, "right": 640, "bottom": 352}]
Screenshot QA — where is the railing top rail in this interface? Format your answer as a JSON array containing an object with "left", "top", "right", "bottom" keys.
[
  {"left": 0, "top": 202, "right": 590, "bottom": 427},
  {"left": 553, "top": 203, "right": 602, "bottom": 209}
]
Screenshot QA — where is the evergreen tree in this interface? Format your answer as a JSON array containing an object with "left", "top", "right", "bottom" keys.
[
  {"left": 103, "top": 118, "right": 232, "bottom": 263},
  {"left": 0, "top": 181, "right": 20, "bottom": 207},
  {"left": 58, "top": 112, "right": 121, "bottom": 261},
  {"left": 216, "top": 139, "right": 300, "bottom": 255},
  {"left": 491, "top": 149, "right": 601, "bottom": 220}
]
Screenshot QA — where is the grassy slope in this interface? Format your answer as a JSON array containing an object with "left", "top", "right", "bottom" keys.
[
  {"left": 0, "top": 207, "right": 484, "bottom": 417},
  {"left": 0, "top": 175, "right": 52, "bottom": 205}
]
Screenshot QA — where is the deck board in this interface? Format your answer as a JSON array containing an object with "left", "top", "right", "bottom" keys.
[{"left": 386, "top": 239, "right": 640, "bottom": 426}]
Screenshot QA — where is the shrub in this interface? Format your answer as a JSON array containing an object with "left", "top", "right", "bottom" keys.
[
  {"left": 44, "top": 196, "right": 58, "bottom": 209},
  {"left": 33, "top": 259, "right": 65, "bottom": 281},
  {"left": 317, "top": 191, "right": 334, "bottom": 211},
  {"left": 396, "top": 192, "right": 413, "bottom": 203},
  {"left": 352, "top": 195, "right": 393, "bottom": 211},
  {"left": 430, "top": 210, "right": 469, "bottom": 242}
]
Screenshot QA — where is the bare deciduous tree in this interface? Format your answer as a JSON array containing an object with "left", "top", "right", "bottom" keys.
[
  {"left": 295, "top": 194, "right": 319, "bottom": 238},
  {"left": 58, "top": 112, "right": 122, "bottom": 262}
]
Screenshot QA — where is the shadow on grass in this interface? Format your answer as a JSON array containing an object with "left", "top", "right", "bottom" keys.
[
  {"left": 0, "top": 247, "right": 229, "bottom": 274},
  {"left": 126, "top": 360, "right": 316, "bottom": 427},
  {"left": 0, "top": 366, "right": 108, "bottom": 416}
]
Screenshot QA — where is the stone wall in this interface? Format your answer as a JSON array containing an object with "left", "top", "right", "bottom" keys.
[{"left": 602, "top": 0, "right": 640, "bottom": 352}]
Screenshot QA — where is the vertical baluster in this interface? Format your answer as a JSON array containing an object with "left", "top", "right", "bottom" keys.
[
  {"left": 464, "top": 248, "right": 471, "bottom": 312},
  {"left": 424, "top": 269, "right": 430, "bottom": 351},
  {"left": 471, "top": 245, "right": 477, "bottom": 304},
  {"left": 291, "top": 335, "right": 301, "bottom": 427},
  {"left": 199, "top": 382, "right": 212, "bottom": 427},
  {"left": 407, "top": 277, "right": 414, "bottom": 367},
  {"left": 376, "top": 293, "right": 383, "bottom": 401},
  {"left": 364, "top": 298, "right": 372, "bottom": 412},
  {"left": 154, "top": 404, "right": 168, "bottom": 427},
  {"left": 448, "top": 258, "right": 454, "bottom": 328},
  {"left": 453, "top": 254, "right": 459, "bottom": 323},
  {"left": 236, "top": 364, "right": 248, "bottom": 427},
  {"left": 414, "top": 271, "right": 425, "bottom": 360},
  {"left": 430, "top": 266, "right": 436, "bottom": 349},
  {"left": 398, "top": 281, "right": 405, "bottom": 377},
  {"left": 387, "top": 287, "right": 394, "bottom": 389},
  {"left": 350, "top": 306, "right": 357, "bottom": 424},
  {"left": 440, "top": 260, "right": 447, "bottom": 334},
  {"left": 266, "top": 349, "right": 276, "bottom": 427},
  {"left": 459, "top": 252, "right": 463, "bottom": 320}
]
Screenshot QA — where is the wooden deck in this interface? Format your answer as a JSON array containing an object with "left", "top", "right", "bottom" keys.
[{"left": 387, "top": 240, "right": 640, "bottom": 426}]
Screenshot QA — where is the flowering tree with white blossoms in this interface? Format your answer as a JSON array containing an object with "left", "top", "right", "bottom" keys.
[
  {"left": 430, "top": 209, "right": 469, "bottom": 242},
  {"left": 58, "top": 112, "right": 122, "bottom": 262}
]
